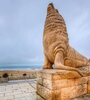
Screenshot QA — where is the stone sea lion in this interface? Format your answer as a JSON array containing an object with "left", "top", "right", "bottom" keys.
[{"left": 43, "top": 3, "right": 90, "bottom": 76}]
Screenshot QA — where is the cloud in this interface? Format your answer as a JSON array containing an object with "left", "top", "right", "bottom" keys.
[
  {"left": 67, "top": 10, "right": 90, "bottom": 58},
  {"left": 0, "top": 17, "right": 5, "bottom": 25},
  {"left": 0, "top": 0, "right": 90, "bottom": 66}
]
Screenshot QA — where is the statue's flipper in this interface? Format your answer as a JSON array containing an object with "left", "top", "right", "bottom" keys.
[{"left": 54, "top": 51, "right": 84, "bottom": 77}]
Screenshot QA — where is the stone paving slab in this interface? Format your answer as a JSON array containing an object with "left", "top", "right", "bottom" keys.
[
  {"left": 0, "top": 79, "right": 38, "bottom": 100},
  {"left": 0, "top": 79, "right": 90, "bottom": 100}
]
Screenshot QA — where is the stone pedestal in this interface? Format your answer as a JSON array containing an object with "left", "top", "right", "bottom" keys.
[{"left": 36, "top": 69, "right": 90, "bottom": 100}]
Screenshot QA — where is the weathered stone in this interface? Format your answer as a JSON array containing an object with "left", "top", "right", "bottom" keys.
[
  {"left": 72, "top": 94, "right": 90, "bottom": 100},
  {"left": 37, "top": 84, "right": 52, "bottom": 100},
  {"left": 37, "top": 83, "right": 87, "bottom": 100},
  {"left": 36, "top": 95, "right": 44, "bottom": 100},
  {"left": 0, "top": 70, "right": 38, "bottom": 81},
  {"left": 37, "top": 70, "right": 89, "bottom": 100},
  {"left": 87, "top": 80, "right": 90, "bottom": 93},
  {"left": 38, "top": 76, "right": 88, "bottom": 90},
  {"left": 40, "top": 69, "right": 81, "bottom": 80},
  {"left": 88, "top": 76, "right": 90, "bottom": 82},
  {"left": 61, "top": 84, "right": 87, "bottom": 100},
  {"left": 78, "top": 66, "right": 90, "bottom": 76},
  {"left": 37, "top": 84, "right": 61, "bottom": 100},
  {"left": 37, "top": 2, "right": 90, "bottom": 100},
  {"left": 43, "top": 3, "right": 90, "bottom": 76}
]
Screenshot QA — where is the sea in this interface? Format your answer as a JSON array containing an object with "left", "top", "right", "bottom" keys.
[{"left": 0, "top": 64, "right": 42, "bottom": 70}]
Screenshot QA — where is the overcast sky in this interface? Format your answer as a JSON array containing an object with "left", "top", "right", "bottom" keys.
[{"left": 0, "top": 0, "right": 90, "bottom": 66}]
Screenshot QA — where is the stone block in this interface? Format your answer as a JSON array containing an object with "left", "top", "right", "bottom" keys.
[
  {"left": 37, "top": 84, "right": 61, "bottom": 100},
  {"left": 40, "top": 69, "right": 81, "bottom": 80},
  {"left": 38, "top": 77, "right": 88, "bottom": 90},
  {"left": 37, "top": 70, "right": 89, "bottom": 100},
  {"left": 37, "top": 84, "right": 87, "bottom": 100},
  {"left": 61, "top": 84, "right": 87, "bottom": 100}
]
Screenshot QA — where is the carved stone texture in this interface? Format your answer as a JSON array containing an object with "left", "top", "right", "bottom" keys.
[
  {"left": 87, "top": 76, "right": 90, "bottom": 93},
  {"left": 88, "top": 81, "right": 90, "bottom": 93},
  {"left": 36, "top": 69, "right": 88, "bottom": 100},
  {"left": 43, "top": 3, "right": 90, "bottom": 76},
  {"left": 78, "top": 66, "right": 90, "bottom": 76}
]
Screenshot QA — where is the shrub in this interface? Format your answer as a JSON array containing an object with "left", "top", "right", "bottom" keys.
[
  {"left": 3, "top": 73, "right": 8, "bottom": 78},
  {"left": 23, "top": 73, "right": 27, "bottom": 76}
]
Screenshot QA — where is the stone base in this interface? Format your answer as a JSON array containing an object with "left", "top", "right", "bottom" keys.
[{"left": 37, "top": 67, "right": 90, "bottom": 100}]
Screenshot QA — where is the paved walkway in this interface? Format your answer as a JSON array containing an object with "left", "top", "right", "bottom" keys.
[
  {"left": 0, "top": 79, "right": 40, "bottom": 100},
  {"left": 0, "top": 79, "right": 90, "bottom": 100}
]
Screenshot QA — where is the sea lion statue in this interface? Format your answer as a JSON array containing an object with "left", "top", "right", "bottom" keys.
[{"left": 43, "top": 3, "right": 90, "bottom": 76}]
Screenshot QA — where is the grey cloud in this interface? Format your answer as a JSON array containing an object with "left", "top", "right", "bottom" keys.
[{"left": 0, "top": 0, "right": 90, "bottom": 66}]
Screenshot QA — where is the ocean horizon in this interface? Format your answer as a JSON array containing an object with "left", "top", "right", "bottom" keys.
[{"left": 0, "top": 64, "right": 42, "bottom": 70}]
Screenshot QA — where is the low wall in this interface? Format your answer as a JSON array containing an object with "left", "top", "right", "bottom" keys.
[{"left": 0, "top": 69, "right": 40, "bottom": 82}]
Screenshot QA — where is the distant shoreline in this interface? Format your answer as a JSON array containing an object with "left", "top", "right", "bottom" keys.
[
  {"left": 0, "top": 65, "right": 42, "bottom": 70},
  {"left": 0, "top": 68, "right": 42, "bottom": 71}
]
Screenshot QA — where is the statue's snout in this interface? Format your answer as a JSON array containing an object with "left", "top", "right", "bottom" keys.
[{"left": 47, "top": 3, "right": 55, "bottom": 13}]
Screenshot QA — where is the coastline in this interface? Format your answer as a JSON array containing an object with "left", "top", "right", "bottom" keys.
[{"left": 0, "top": 68, "right": 42, "bottom": 71}]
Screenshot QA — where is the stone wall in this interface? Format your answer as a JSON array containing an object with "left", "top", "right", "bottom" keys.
[
  {"left": 0, "top": 70, "right": 40, "bottom": 82},
  {"left": 37, "top": 66, "right": 90, "bottom": 100}
]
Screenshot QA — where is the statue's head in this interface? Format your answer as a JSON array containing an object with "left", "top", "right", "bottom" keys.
[
  {"left": 47, "top": 3, "right": 58, "bottom": 14},
  {"left": 47, "top": 3, "right": 54, "bottom": 12}
]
